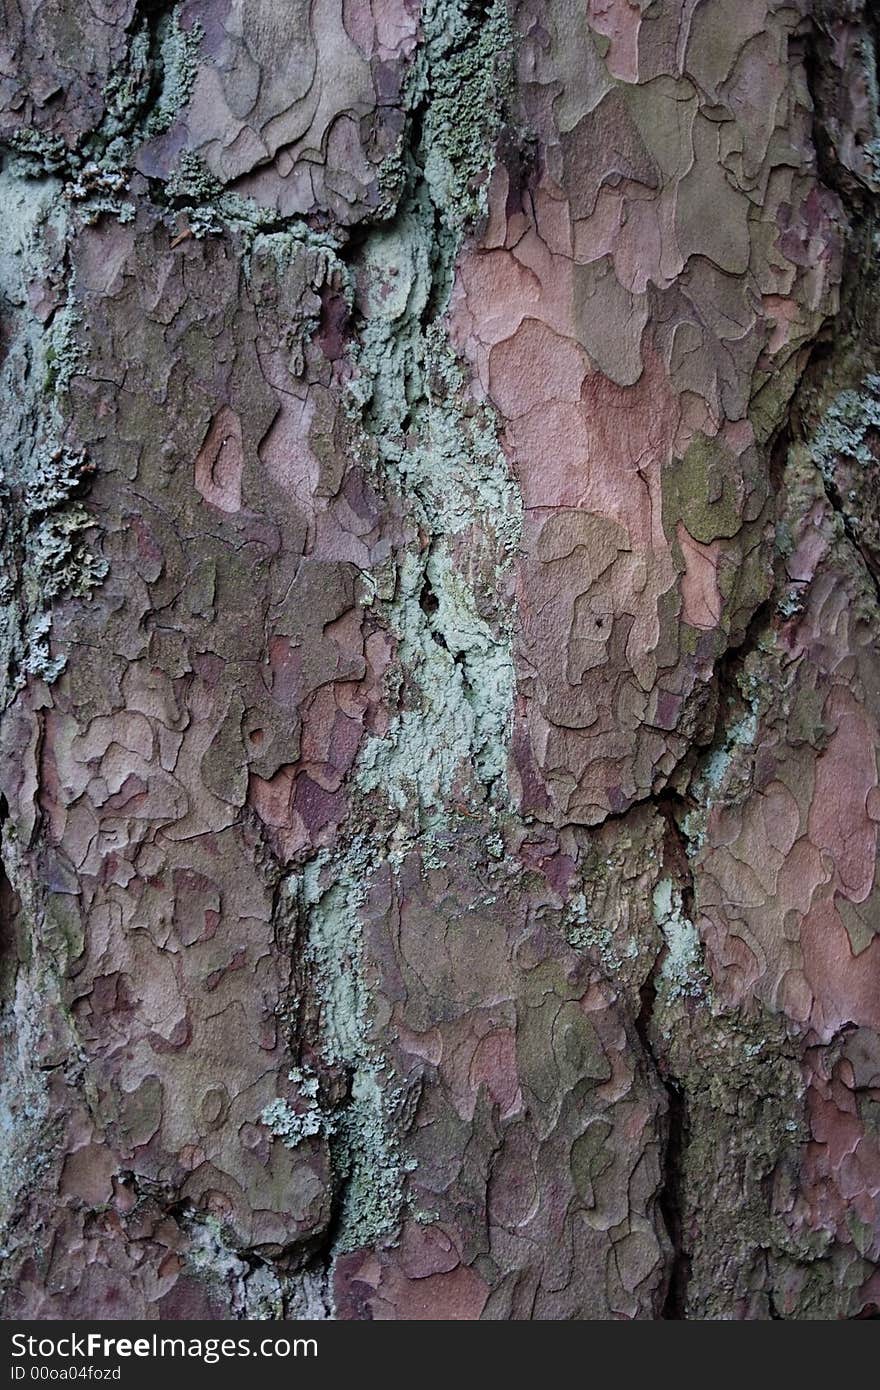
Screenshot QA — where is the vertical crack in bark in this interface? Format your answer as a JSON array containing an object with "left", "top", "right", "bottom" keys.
[
  {"left": 0, "top": 795, "right": 14, "bottom": 997},
  {"left": 633, "top": 790, "right": 697, "bottom": 1319},
  {"left": 635, "top": 10, "right": 880, "bottom": 1302},
  {"left": 634, "top": 964, "right": 689, "bottom": 1319}
]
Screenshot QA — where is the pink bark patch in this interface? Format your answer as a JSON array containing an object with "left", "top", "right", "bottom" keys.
[{"left": 194, "top": 406, "right": 243, "bottom": 512}]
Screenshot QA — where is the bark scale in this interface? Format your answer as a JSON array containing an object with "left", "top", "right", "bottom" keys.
[{"left": 0, "top": 0, "right": 878, "bottom": 1319}]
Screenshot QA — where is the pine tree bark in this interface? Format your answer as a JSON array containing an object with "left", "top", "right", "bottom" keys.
[{"left": 1, "top": 0, "right": 878, "bottom": 1320}]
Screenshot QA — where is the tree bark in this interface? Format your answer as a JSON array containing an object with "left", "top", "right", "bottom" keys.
[{"left": 1, "top": 0, "right": 878, "bottom": 1320}]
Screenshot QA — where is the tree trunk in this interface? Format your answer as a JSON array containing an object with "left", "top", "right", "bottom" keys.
[{"left": 1, "top": 0, "right": 878, "bottom": 1320}]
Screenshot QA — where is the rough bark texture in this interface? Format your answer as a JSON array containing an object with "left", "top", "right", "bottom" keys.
[{"left": 0, "top": 0, "right": 878, "bottom": 1320}]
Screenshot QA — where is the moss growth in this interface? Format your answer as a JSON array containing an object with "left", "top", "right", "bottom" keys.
[{"left": 663, "top": 432, "right": 753, "bottom": 544}]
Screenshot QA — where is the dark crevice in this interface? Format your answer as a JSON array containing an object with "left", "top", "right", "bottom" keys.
[
  {"left": 0, "top": 794, "right": 17, "bottom": 1002},
  {"left": 803, "top": 4, "right": 880, "bottom": 349},
  {"left": 655, "top": 789, "right": 695, "bottom": 913},
  {"left": 817, "top": 464, "right": 880, "bottom": 604},
  {"left": 637, "top": 791, "right": 695, "bottom": 1319},
  {"left": 634, "top": 958, "right": 691, "bottom": 1319},
  {"left": 571, "top": 615, "right": 762, "bottom": 836},
  {"left": 852, "top": 1302, "right": 880, "bottom": 1318},
  {"left": 658, "top": 1080, "right": 690, "bottom": 1318},
  {"left": 799, "top": 5, "right": 880, "bottom": 602},
  {"left": 418, "top": 573, "right": 439, "bottom": 617}
]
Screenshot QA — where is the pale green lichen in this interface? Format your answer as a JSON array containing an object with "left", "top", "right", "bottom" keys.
[
  {"left": 812, "top": 374, "right": 880, "bottom": 478},
  {"left": 332, "top": 1070, "right": 417, "bottom": 1255},
  {"left": 186, "top": 1213, "right": 250, "bottom": 1282},
  {"left": 8, "top": 7, "right": 203, "bottom": 224},
  {"left": 245, "top": 227, "right": 350, "bottom": 376},
  {"left": 184, "top": 1212, "right": 286, "bottom": 1316},
  {"left": 0, "top": 841, "right": 74, "bottom": 1250},
  {"left": 6, "top": 130, "right": 70, "bottom": 177},
  {"left": 564, "top": 889, "right": 639, "bottom": 975},
  {"left": 260, "top": 1097, "right": 325, "bottom": 1147},
  {"left": 164, "top": 150, "right": 224, "bottom": 212},
  {"left": 399, "top": 328, "right": 522, "bottom": 549},
  {"left": 298, "top": 857, "right": 369, "bottom": 1070},
  {"left": 246, "top": 227, "right": 346, "bottom": 286},
  {"left": 100, "top": 20, "right": 152, "bottom": 140},
  {"left": 681, "top": 638, "right": 779, "bottom": 849},
  {"left": 43, "top": 293, "right": 84, "bottom": 397},
  {"left": 807, "top": 375, "right": 880, "bottom": 572},
  {"left": 348, "top": 191, "right": 520, "bottom": 826},
  {"left": 96, "top": 7, "right": 202, "bottom": 148},
  {"left": 165, "top": 153, "right": 298, "bottom": 245},
  {"left": 142, "top": 12, "right": 204, "bottom": 139},
  {"left": 11, "top": 449, "right": 108, "bottom": 686},
  {"left": 682, "top": 708, "right": 759, "bottom": 850},
  {"left": 0, "top": 173, "right": 106, "bottom": 701},
  {"left": 414, "top": 0, "right": 515, "bottom": 229},
  {"left": 274, "top": 846, "right": 412, "bottom": 1257},
  {"left": 651, "top": 876, "right": 708, "bottom": 1004},
  {"left": 852, "top": 26, "right": 880, "bottom": 189},
  {"left": 26, "top": 466, "right": 107, "bottom": 606},
  {"left": 260, "top": 0, "right": 520, "bottom": 1280},
  {"left": 0, "top": 1009, "right": 54, "bottom": 1232},
  {"left": 371, "top": 0, "right": 515, "bottom": 228},
  {"left": 356, "top": 546, "right": 516, "bottom": 819},
  {"left": 346, "top": 197, "right": 433, "bottom": 422}
]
